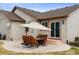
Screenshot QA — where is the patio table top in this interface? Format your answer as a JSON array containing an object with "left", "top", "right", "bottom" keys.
[{"left": 36, "top": 38, "right": 44, "bottom": 40}]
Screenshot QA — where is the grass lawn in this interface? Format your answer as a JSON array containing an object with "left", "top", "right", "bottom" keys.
[{"left": 0, "top": 41, "right": 79, "bottom": 55}]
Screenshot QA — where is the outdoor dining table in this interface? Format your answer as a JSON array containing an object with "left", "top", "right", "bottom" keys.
[
  {"left": 36, "top": 38, "right": 44, "bottom": 40},
  {"left": 36, "top": 38, "right": 44, "bottom": 45}
]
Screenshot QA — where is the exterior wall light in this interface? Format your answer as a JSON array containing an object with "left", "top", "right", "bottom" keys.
[
  {"left": 6, "top": 22, "right": 10, "bottom": 29},
  {"left": 6, "top": 22, "right": 10, "bottom": 27}
]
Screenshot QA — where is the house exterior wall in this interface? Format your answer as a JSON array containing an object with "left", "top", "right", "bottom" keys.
[
  {"left": 0, "top": 12, "right": 32, "bottom": 41},
  {"left": 0, "top": 13, "right": 11, "bottom": 40},
  {"left": 11, "top": 22, "right": 26, "bottom": 41},
  {"left": 12, "top": 9, "right": 68, "bottom": 41},
  {"left": 67, "top": 8, "right": 79, "bottom": 42},
  {"left": 14, "top": 9, "right": 39, "bottom": 37},
  {"left": 61, "top": 18, "right": 67, "bottom": 43}
]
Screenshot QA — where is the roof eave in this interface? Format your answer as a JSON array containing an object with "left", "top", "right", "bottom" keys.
[
  {"left": 38, "top": 15, "right": 68, "bottom": 21},
  {"left": 10, "top": 20, "right": 26, "bottom": 22},
  {"left": 12, "top": 6, "right": 17, "bottom": 12}
]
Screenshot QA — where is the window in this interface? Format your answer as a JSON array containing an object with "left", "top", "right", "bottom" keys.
[{"left": 42, "top": 21, "right": 48, "bottom": 27}]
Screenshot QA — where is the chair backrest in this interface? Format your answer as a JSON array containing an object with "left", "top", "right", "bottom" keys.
[
  {"left": 28, "top": 36, "right": 37, "bottom": 46},
  {"left": 36, "top": 34, "right": 42, "bottom": 38},
  {"left": 37, "top": 34, "right": 47, "bottom": 44},
  {"left": 22, "top": 35, "right": 28, "bottom": 45}
]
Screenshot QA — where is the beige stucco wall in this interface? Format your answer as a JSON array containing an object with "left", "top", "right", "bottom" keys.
[
  {"left": 14, "top": 9, "right": 39, "bottom": 37},
  {"left": 67, "top": 8, "right": 79, "bottom": 42},
  {"left": 11, "top": 22, "right": 26, "bottom": 41},
  {"left": 0, "top": 13, "right": 11, "bottom": 40},
  {"left": 0, "top": 12, "right": 26, "bottom": 41},
  {"left": 61, "top": 18, "right": 67, "bottom": 43}
]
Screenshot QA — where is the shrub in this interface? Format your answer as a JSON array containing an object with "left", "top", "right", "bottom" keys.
[{"left": 69, "top": 42, "right": 79, "bottom": 47}]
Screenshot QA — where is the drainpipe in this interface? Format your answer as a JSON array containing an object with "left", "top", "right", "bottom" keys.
[{"left": 66, "top": 17, "right": 68, "bottom": 44}]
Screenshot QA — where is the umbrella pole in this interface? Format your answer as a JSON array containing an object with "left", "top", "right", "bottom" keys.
[
  {"left": 25, "top": 27, "right": 29, "bottom": 36},
  {"left": 26, "top": 31, "right": 27, "bottom": 36}
]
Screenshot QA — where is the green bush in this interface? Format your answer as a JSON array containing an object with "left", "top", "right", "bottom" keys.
[{"left": 69, "top": 42, "right": 79, "bottom": 47}]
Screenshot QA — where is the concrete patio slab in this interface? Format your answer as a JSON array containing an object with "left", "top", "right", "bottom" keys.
[{"left": 0, "top": 40, "right": 71, "bottom": 53}]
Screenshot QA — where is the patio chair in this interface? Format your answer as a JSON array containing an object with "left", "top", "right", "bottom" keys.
[
  {"left": 28, "top": 35, "right": 38, "bottom": 48},
  {"left": 40, "top": 35, "right": 48, "bottom": 45},
  {"left": 22, "top": 35, "right": 29, "bottom": 45}
]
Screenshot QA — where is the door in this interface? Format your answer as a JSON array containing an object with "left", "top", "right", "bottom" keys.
[{"left": 51, "top": 22, "right": 60, "bottom": 38}]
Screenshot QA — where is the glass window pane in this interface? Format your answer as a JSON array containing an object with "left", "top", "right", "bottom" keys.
[
  {"left": 56, "top": 22, "right": 60, "bottom": 37},
  {"left": 45, "top": 22, "right": 48, "bottom": 27},
  {"left": 51, "top": 23, "right": 54, "bottom": 37},
  {"left": 42, "top": 22, "right": 44, "bottom": 26}
]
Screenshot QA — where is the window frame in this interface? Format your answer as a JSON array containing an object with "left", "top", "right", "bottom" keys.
[{"left": 50, "top": 21, "right": 61, "bottom": 38}]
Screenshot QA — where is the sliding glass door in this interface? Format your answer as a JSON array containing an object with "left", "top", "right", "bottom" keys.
[{"left": 51, "top": 22, "right": 60, "bottom": 38}]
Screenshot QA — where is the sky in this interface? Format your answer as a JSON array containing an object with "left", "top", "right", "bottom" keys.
[{"left": 0, "top": 3, "right": 78, "bottom": 12}]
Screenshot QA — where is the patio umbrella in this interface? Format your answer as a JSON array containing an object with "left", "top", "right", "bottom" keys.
[{"left": 20, "top": 21, "right": 51, "bottom": 31}]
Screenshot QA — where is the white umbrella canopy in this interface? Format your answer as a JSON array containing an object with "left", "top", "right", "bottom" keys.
[{"left": 20, "top": 21, "right": 51, "bottom": 31}]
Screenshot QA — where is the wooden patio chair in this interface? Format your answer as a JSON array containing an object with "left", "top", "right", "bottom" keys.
[
  {"left": 40, "top": 35, "right": 48, "bottom": 45},
  {"left": 28, "top": 36, "right": 38, "bottom": 48},
  {"left": 22, "top": 35, "right": 29, "bottom": 45}
]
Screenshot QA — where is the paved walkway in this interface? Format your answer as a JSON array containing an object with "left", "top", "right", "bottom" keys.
[{"left": 0, "top": 40, "right": 71, "bottom": 53}]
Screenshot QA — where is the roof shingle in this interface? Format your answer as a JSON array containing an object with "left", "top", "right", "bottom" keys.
[
  {"left": 42, "top": 5, "right": 79, "bottom": 19},
  {"left": 0, "top": 10, "right": 25, "bottom": 22}
]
